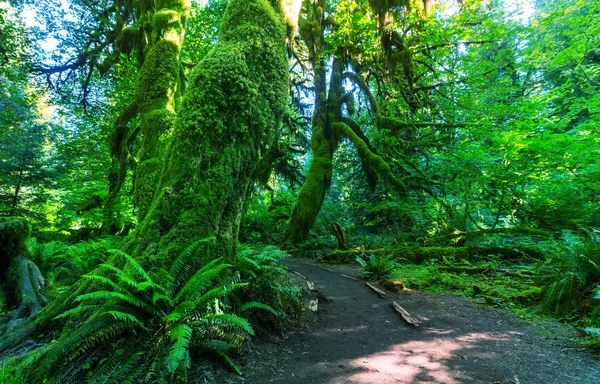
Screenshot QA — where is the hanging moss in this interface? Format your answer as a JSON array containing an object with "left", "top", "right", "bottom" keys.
[{"left": 337, "top": 121, "right": 408, "bottom": 195}]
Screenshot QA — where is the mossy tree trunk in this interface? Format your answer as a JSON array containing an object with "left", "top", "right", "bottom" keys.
[
  {"left": 101, "top": 0, "right": 191, "bottom": 230},
  {"left": 133, "top": 0, "right": 191, "bottom": 221},
  {"left": 281, "top": 1, "right": 345, "bottom": 247},
  {"left": 0, "top": 218, "right": 47, "bottom": 329},
  {"left": 125, "top": 0, "right": 293, "bottom": 269}
]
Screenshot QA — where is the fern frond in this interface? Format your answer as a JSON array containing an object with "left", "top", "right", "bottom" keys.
[
  {"left": 167, "top": 323, "right": 193, "bottom": 373},
  {"left": 90, "top": 350, "right": 146, "bottom": 384},
  {"left": 75, "top": 291, "right": 146, "bottom": 309},
  {"left": 54, "top": 304, "right": 101, "bottom": 320},
  {"left": 104, "top": 310, "right": 147, "bottom": 330},
  {"left": 201, "top": 339, "right": 236, "bottom": 354},
  {"left": 218, "top": 352, "right": 242, "bottom": 375},
  {"left": 239, "top": 301, "right": 279, "bottom": 316},
  {"left": 174, "top": 263, "right": 232, "bottom": 303},
  {"left": 204, "top": 314, "right": 254, "bottom": 336},
  {"left": 168, "top": 237, "right": 216, "bottom": 292},
  {"left": 107, "top": 249, "right": 152, "bottom": 282},
  {"left": 97, "top": 263, "right": 141, "bottom": 290}
]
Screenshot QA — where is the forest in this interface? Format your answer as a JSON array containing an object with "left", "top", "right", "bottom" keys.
[{"left": 0, "top": 0, "right": 599, "bottom": 382}]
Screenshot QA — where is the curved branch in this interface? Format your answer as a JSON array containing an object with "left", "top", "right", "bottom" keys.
[
  {"left": 341, "top": 72, "right": 378, "bottom": 115},
  {"left": 335, "top": 122, "right": 407, "bottom": 195}
]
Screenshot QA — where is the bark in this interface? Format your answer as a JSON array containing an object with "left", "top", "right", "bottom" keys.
[{"left": 125, "top": 0, "right": 292, "bottom": 269}]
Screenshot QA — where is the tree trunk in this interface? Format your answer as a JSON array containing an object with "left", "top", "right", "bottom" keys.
[
  {"left": 281, "top": 56, "right": 344, "bottom": 247},
  {"left": 125, "top": 0, "right": 292, "bottom": 269},
  {"left": 133, "top": 0, "right": 191, "bottom": 221},
  {"left": 0, "top": 217, "right": 47, "bottom": 330}
]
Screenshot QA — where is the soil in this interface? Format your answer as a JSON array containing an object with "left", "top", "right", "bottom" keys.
[{"left": 198, "top": 258, "right": 600, "bottom": 384}]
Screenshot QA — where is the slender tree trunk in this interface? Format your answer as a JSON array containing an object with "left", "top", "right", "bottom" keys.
[
  {"left": 125, "top": 0, "right": 292, "bottom": 269},
  {"left": 10, "top": 160, "right": 25, "bottom": 212},
  {"left": 133, "top": 0, "right": 191, "bottom": 221},
  {"left": 281, "top": 55, "right": 345, "bottom": 247}
]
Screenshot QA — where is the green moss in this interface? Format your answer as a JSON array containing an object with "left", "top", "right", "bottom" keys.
[
  {"left": 126, "top": 0, "right": 290, "bottom": 269},
  {"left": 336, "top": 122, "right": 407, "bottom": 194}
]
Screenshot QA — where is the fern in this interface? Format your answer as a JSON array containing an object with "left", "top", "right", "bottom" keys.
[
  {"left": 167, "top": 324, "right": 193, "bottom": 373},
  {"left": 537, "top": 229, "right": 600, "bottom": 317},
  {"left": 27, "top": 239, "right": 303, "bottom": 382},
  {"left": 169, "top": 237, "right": 217, "bottom": 292},
  {"left": 356, "top": 254, "right": 398, "bottom": 280},
  {"left": 239, "top": 301, "right": 279, "bottom": 316}
]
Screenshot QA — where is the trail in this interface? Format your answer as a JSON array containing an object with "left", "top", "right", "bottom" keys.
[{"left": 205, "top": 258, "right": 599, "bottom": 384}]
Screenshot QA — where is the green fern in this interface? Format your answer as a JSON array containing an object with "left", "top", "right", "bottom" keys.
[
  {"left": 537, "top": 228, "right": 600, "bottom": 317},
  {"left": 31, "top": 237, "right": 258, "bottom": 382},
  {"left": 24, "top": 239, "right": 304, "bottom": 382},
  {"left": 356, "top": 254, "right": 398, "bottom": 280}
]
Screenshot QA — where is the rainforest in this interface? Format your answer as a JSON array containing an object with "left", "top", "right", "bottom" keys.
[{"left": 0, "top": 0, "right": 599, "bottom": 382}]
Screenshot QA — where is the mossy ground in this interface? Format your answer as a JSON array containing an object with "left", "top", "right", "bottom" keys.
[{"left": 390, "top": 258, "right": 542, "bottom": 316}]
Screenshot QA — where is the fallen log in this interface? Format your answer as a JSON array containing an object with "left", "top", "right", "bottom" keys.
[
  {"left": 366, "top": 282, "right": 387, "bottom": 298},
  {"left": 390, "top": 301, "right": 421, "bottom": 327}
]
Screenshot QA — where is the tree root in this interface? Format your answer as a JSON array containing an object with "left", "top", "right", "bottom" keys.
[{"left": 9, "top": 256, "right": 48, "bottom": 328}]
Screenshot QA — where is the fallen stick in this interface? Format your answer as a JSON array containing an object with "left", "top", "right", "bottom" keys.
[
  {"left": 340, "top": 273, "right": 362, "bottom": 282},
  {"left": 390, "top": 301, "right": 421, "bottom": 327},
  {"left": 366, "top": 282, "right": 387, "bottom": 298},
  {"left": 290, "top": 270, "right": 306, "bottom": 280}
]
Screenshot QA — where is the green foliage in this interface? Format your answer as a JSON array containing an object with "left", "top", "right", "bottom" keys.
[
  {"left": 356, "top": 254, "right": 398, "bottom": 280},
  {"left": 25, "top": 238, "right": 252, "bottom": 382},
  {"left": 234, "top": 244, "right": 303, "bottom": 328},
  {"left": 240, "top": 190, "right": 295, "bottom": 243},
  {"left": 28, "top": 238, "right": 115, "bottom": 286},
  {"left": 537, "top": 229, "right": 600, "bottom": 317},
  {"left": 18, "top": 238, "right": 302, "bottom": 382},
  {"left": 0, "top": 360, "right": 29, "bottom": 384}
]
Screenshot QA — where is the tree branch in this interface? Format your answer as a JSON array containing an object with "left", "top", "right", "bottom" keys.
[{"left": 341, "top": 71, "right": 378, "bottom": 115}]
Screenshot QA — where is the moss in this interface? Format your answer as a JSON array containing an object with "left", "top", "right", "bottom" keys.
[
  {"left": 336, "top": 122, "right": 408, "bottom": 195},
  {"left": 0, "top": 217, "right": 30, "bottom": 277},
  {"left": 126, "top": 0, "right": 289, "bottom": 270},
  {"left": 133, "top": 0, "right": 189, "bottom": 219}
]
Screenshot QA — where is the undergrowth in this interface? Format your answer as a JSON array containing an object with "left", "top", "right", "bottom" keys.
[{"left": 6, "top": 238, "right": 301, "bottom": 383}]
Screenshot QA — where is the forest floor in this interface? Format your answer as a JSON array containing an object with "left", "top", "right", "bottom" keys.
[{"left": 198, "top": 258, "right": 600, "bottom": 384}]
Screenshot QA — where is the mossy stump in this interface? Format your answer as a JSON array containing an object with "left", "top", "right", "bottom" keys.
[{"left": 0, "top": 217, "right": 47, "bottom": 330}]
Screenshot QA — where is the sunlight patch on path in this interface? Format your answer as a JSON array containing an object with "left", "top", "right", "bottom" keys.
[{"left": 336, "top": 332, "right": 508, "bottom": 384}]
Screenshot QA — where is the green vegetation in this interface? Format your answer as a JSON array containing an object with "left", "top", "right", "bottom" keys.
[{"left": 1, "top": 0, "right": 599, "bottom": 381}]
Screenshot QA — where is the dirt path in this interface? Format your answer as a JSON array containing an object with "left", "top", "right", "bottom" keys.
[{"left": 203, "top": 258, "right": 600, "bottom": 384}]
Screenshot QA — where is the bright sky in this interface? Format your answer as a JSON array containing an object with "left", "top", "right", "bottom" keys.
[{"left": 20, "top": 0, "right": 536, "bottom": 59}]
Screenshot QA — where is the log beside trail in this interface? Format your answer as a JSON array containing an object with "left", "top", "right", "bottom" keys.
[{"left": 390, "top": 301, "right": 421, "bottom": 327}]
